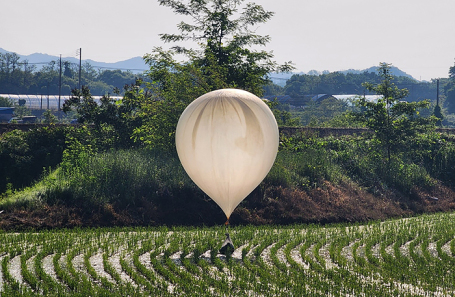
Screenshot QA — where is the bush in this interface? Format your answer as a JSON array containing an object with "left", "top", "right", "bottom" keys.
[{"left": 0, "top": 127, "right": 69, "bottom": 193}]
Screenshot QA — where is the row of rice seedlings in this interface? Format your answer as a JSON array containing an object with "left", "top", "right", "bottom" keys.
[
  {"left": 348, "top": 215, "right": 455, "bottom": 295},
  {"left": 33, "top": 247, "right": 64, "bottom": 295},
  {"left": 1, "top": 213, "right": 455, "bottom": 295},
  {"left": 20, "top": 246, "right": 39, "bottom": 292}
]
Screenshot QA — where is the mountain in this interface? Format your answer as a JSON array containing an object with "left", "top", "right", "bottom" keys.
[{"left": 0, "top": 48, "right": 148, "bottom": 73}]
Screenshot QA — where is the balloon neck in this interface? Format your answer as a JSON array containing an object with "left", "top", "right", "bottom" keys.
[{"left": 225, "top": 218, "right": 230, "bottom": 226}]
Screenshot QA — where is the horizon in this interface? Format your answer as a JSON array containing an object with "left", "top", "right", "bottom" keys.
[
  {"left": 1, "top": 0, "right": 455, "bottom": 81},
  {"left": 0, "top": 47, "right": 421, "bottom": 82}
]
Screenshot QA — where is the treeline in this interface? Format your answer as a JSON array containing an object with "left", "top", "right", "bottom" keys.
[
  {"left": 265, "top": 71, "right": 442, "bottom": 103},
  {"left": 0, "top": 52, "right": 141, "bottom": 96},
  {"left": 263, "top": 67, "right": 455, "bottom": 127}
]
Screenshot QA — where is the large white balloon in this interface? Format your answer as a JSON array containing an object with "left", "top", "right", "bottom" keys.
[{"left": 175, "top": 89, "right": 279, "bottom": 219}]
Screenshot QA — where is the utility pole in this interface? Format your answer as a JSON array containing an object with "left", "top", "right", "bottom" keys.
[
  {"left": 58, "top": 54, "right": 62, "bottom": 112},
  {"left": 78, "top": 48, "right": 82, "bottom": 90},
  {"left": 436, "top": 79, "right": 440, "bottom": 106}
]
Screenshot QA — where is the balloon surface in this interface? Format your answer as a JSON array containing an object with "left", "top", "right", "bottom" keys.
[{"left": 175, "top": 89, "right": 279, "bottom": 219}]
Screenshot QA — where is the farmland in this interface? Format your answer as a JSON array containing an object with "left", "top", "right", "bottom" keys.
[{"left": 1, "top": 212, "right": 455, "bottom": 296}]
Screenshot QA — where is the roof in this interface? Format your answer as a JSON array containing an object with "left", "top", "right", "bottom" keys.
[{"left": 0, "top": 94, "right": 122, "bottom": 110}]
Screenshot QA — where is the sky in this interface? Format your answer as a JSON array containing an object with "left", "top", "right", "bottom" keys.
[{"left": 1, "top": 0, "right": 455, "bottom": 81}]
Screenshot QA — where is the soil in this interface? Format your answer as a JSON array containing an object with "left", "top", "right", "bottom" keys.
[{"left": 1, "top": 181, "right": 454, "bottom": 231}]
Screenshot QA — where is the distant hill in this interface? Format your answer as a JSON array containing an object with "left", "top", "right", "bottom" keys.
[
  {"left": 339, "top": 66, "right": 415, "bottom": 80},
  {"left": 270, "top": 66, "right": 416, "bottom": 87},
  {"left": 1, "top": 48, "right": 415, "bottom": 82},
  {"left": 0, "top": 48, "right": 148, "bottom": 73}
]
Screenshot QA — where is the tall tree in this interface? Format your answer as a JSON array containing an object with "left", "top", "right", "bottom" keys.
[
  {"left": 135, "top": 0, "right": 293, "bottom": 149},
  {"left": 353, "top": 63, "right": 436, "bottom": 162},
  {"left": 449, "top": 61, "right": 455, "bottom": 79},
  {"left": 147, "top": 0, "right": 293, "bottom": 96}
]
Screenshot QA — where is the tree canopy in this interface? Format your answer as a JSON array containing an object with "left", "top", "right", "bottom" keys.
[
  {"left": 148, "top": 0, "right": 293, "bottom": 96},
  {"left": 352, "top": 63, "right": 436, "bottom": 162}
]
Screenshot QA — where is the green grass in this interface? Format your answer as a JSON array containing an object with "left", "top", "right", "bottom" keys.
[{"left": 0, "top": 212, "right": 455, "bottom": 296}]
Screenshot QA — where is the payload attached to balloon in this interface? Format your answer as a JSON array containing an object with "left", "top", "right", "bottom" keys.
[{"left": 175, "top": 89, "right": 279, "bottom": 221}]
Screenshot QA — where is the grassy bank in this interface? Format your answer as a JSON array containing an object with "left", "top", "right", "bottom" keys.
[{"left": 2, "top": 128, "right": 455, "bottom": 229}]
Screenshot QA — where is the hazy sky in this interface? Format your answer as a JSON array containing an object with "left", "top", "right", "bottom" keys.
[{"left": 2, "top": 0, "right": 455, "bottom": 81}]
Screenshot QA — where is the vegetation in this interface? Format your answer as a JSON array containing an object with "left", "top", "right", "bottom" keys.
[
  {"left": 2, "top": 1, "right": 455, "bottom": 293},
  {"left": 352, "top": 63, "right": 436, "bottom": 162},
  {"left": 0, "top": 52, "right": 140, "bottom": 96},
  {"left": 1, "top": 0, "right": 455, "bottom": 230},
  {"left": 0, "top": 96, "right": 13, "bottom": 107},
  {"left": 2, "top": 126, "right": 455, "bottom": 228},
  {"left": 1, "top": 212, "right": 455, "bottom": 296},
  {"left": 282, "top": 69, "right": 441, "bottom": 103}
]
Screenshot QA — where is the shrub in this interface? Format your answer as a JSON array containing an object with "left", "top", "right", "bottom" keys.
[{"left": 0, "top": 127, "right": 68, "bottom": 193}]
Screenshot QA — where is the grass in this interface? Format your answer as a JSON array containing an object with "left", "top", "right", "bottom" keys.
[{"left": 2, "top": 130, "right": 455, "bottom": 229}]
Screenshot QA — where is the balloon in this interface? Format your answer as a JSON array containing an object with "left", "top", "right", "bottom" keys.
[{"left": 175, "top": 89, "right": 279, "bottom": 220}]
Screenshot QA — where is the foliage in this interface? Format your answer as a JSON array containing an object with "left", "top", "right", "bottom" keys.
[
  {"left": 445, "top": 61, "right": 455, "bottom": 114},
  {"left": 137, "top": 49, "right": 209, "bottom": 150},
  {"left": 0, "top": 96, "right": 14, "bottom": 107},
  {"left": 134, "top": 0, "right": 294, "bottom": 150},
  {"left": 262, "top": 82, "right": 284, "bottom": 96},
  {"left": 63, "top": 84, "right": 144, "bottom": 149},
  {"left": 292, "top": 97, "right": 355, "bottom": 127},
  {"left": 155, "top": 0, "right": 293, "bottom": 97},
  {"left": 265, "top": 98, "right": 300, "bottom": 127},
  {"left": 449, "top": 62, "right": 455, "bottom": 79},
  {"left": 13, "top": 105, "right": 31, "bottom": 119},
  {"left": 41, "top": 109, "right": 57, "bottom": 124},
  {"left": 352, "top": 63, "right": 436, "bottom": 162},
  {"left": 433, "top": 104, "right": 444, "bottom": 126},
  {"left": 43, "top": 148, "right": 195, "bottom": 208},
  {"left": 283, "top": 69, "right": 440, "bottom": 103},
  {"left": 0, "top": 52, "right": 140, "bottom": 96},
  {"left": 0, "top": 126, "right": 69, "bottom": 193}
]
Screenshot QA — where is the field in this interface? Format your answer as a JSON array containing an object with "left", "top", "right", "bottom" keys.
[{"left": 1, "top": 212, "right": 455, "bottom": 296}]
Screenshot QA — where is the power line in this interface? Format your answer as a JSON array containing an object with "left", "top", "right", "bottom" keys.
[{"left": 16, "top": 61, "right": 147, "bottom": 72}]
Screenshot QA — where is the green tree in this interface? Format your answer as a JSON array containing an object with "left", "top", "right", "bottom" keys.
[
  {"left": 13, "top": 105, "right": 31, "bottom": 119},
  {"left": 63, "top": 84, "right": 144, "bottom": 149},
  {"left": 433, "top": 104, "right": 444, "bottom": 126},
  {"left": 151, "top": 0, "right": 293, "bottom": 96},
  {"left": 264, "top": 98, "right": 300, "bottom": 127},
  {"left": 135, "top": 0, "right": 293, "bottom": 149},
  {"left": 42, "top": 109, "right": 57, "bottom": 124},
  {"left": 0, "top": 96, "right": 13, "bottom": 107},
  {"left": 353, "top": 63, "right": 436, "bottom": 162},
  {"left": 449, "top": 61, "right": 455, "bottom": 79}
]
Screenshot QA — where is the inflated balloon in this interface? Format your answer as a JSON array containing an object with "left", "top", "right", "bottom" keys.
[{"left": 175, "top": 89, "right": 279, "bottom": 221}]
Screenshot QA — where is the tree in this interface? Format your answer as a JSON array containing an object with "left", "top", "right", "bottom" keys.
[
  {"left": 433, "top": 104, "right": 444, "bottom": 126},
  {"left": 42, "top": 109, "right": 57, "bottom": 124},
  {"left": 135, "top": 0, "right": 293, "bottom": 149},
  {"left": 63, "top": 84, "right": 144, "bottom": 149},
  {"left": 149, "top": 0, "right": 293, "bottom": 96},
  {"left": 353, "top": 63, "right": 436, "bottom": 162},
  {"left": 0, "top": 96, "right": 13, "bottom": 107},
  {"left": 449, "top": 61, "right": 455, "bottom": 79}
]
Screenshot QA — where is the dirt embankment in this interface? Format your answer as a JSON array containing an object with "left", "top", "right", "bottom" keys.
[{"left": 1, "top": 181, "right": 454, "bottom": 230}]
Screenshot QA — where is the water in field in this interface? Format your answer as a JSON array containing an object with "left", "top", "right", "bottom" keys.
[{"left": 1, "top": 212, "right": 455, "bottom": 296}]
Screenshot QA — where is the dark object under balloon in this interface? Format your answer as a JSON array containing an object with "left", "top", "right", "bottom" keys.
[{"left": 219, "top": 233, "right": 235, "bottom": 255}]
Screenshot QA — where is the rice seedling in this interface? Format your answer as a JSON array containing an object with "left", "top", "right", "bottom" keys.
[{"left": 0, "top": 213, "right": 455, "bottom": 296}]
